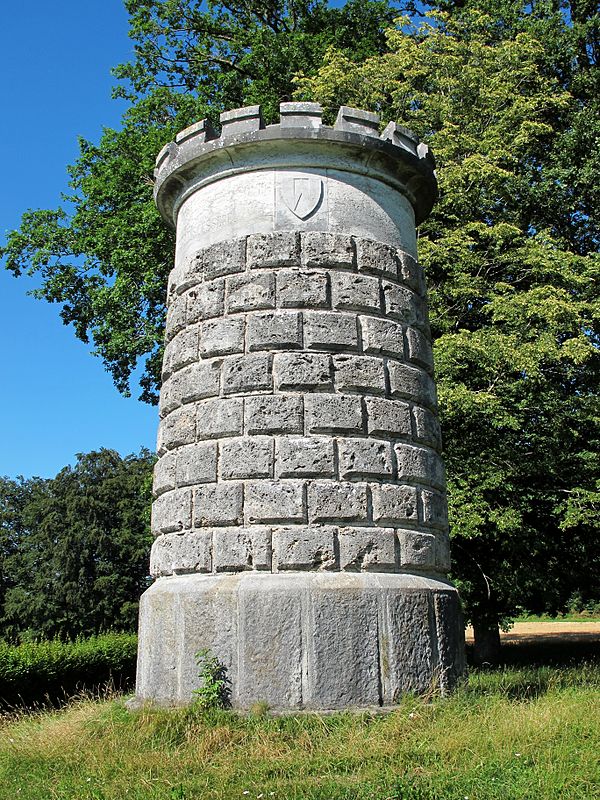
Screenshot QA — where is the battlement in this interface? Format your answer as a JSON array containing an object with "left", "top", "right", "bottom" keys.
[{"left": 154, "top": 104, "right": 437, "bottom": 228}]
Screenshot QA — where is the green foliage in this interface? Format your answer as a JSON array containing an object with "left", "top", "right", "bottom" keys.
[
  {"left": 297, "top": 2, "right": 600, "bottom": 633},
  {"left": 1, "top": 0, "right": 397, "bottom": 403},
  {"left": 0, "top": 632, "right": 137, "bottom": 708},
  {"left": 192, "top": 648, "right": 230, "bottom": 709},
  {"left": 0, "top": 449, "right": 154, "bottom": 642}
]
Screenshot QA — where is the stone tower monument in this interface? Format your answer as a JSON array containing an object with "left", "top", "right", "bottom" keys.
[{"left": 134, "top": 104, "right": 465, "bottom": 710}]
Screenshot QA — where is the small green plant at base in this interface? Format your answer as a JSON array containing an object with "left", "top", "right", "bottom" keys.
[{"left": 192, "top": 648, "right": 230, "bottom": 709}]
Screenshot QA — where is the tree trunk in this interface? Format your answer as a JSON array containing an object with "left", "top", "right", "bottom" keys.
[{"left": 472, "top": 620, "right": 501, "bottom": 666}]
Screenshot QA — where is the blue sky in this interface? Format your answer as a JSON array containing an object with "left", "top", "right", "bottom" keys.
[{"left": 0, "top": 1, "right": 156, "bottom": 478}]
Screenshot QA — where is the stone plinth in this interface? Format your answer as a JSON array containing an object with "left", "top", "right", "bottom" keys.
[{"left": 134, "top": 103, "right": 465, "bottom": 710}]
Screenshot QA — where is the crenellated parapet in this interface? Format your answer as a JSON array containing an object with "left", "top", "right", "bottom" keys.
[{"left": 153, "top": 104, "right": 437, "bottom": 230}]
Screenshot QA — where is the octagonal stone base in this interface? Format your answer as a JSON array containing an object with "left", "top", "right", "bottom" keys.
[{"left": 134, "top": 572, "right": 465, "bottom": 710}]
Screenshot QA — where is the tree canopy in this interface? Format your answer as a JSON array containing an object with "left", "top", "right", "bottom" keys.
[
  {"left": 1, "top": 0, "right": 598, "bottom": 651},
  {"left": 0, "top": 450, "right": 154, "bottom": 642}
]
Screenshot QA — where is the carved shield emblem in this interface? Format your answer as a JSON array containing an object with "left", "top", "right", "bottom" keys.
[{"left": 281, "top": 177, "right": 324, "bottom": 220}]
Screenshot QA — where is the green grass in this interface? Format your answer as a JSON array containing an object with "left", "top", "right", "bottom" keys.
[
  {"left": 0, "top": 664, "right": 599, "bottom": 800},
  {"left": 514, "top": 612, "right": 600, "bottom": 623}
]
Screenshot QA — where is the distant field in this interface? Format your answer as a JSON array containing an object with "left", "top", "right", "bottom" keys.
[{"left": 0, "top": 661, "right": 598, "bottom": 800}]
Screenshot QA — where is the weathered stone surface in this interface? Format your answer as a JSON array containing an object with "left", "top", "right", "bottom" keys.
[
  {"left": 388, "top": 361, "right": 437, "bottom": 410},
  {"left": 360, "top": 317, "right": 405, "bottom": 360},
  {"left": 276, "top": 437, "right": 335, "bottom": 478},
  {"left": 222, "top": 354, "right": 273, "bottom": 394},
  {"left": 248, "top": 232, "right": 300, "bottom": 268},
  {"left": 308, "top": 481, "right": 368, "bottom": 523},
  {"left": 169, "top": 360, "right": 221, "bottom": 406},
  {"left": 245, "top": 480, "right": 305, "bottom": 524},
  {"left": 199, "top": 317, "right": 245, "bottom": 358},
  {"left": 355, "top": 237, "right": 399, "bottom": 278},
  {"left": 194, "top": 483, "right": 243, "bottom": 527},
  {"left": 273, "top": 526, "right": 337, "bottom": 570},
  {"left": 398, "top": 530, "right": 437, "bottom": 570},
  {"left": 213, "top": 527, "right": 272, "bottom": 571},
  {"left": 226, "top": 272, "right": 275, "bottom": 313},
  {"left": 305, "top": 394, "right": 364, "bottom": 434},
  {"left": 338, "top": 527, "right": 396, "bottom": 571},
  {"left": 412, "top": 405, "right": 442, "bottom": 451},
  {"left": 202, "top": 238, "right": 246, "bottom": 280},
  {"left": 185, "top": 280, "right": 225, "bottom": 324},
  {"left": 382, "top": 281, "right": 426, "bottom": 328},
  {"left": 371, "top": 484, "right": 418, "bottom": 525},
  {"left": 421, "top": 489, "right": 449, "bottom": 531},
  {"left": 331, "top": 273, "right": 380, "bottom": 313},
  {"left": 365, "top": 397, "right": 411, "bottom": 438},
  {"left": 274, "top": 352, "right": 332, "bottom": 391},
  {"left": 333, "top": 355, "right": 386, "bottom": 395},
  {"left": 277, "top": 269, "right": 329, "bottom": 308},
  {"left": 153, "top": 452, "right": 176, "bottom": 497},
  {"left": 159, "top": 406, "right": 196, "bottom": 451},
  {"left": 304, "top": 311, "right": 358, "bottom": 351},
  {"left": 395, "top": 444, "right": 446, "bottom": 490},
  {"left": 197, "top": 398, "right": 243, "bottom": 439},
  {"left": 398, "top": 251, "right": 426, "bottom": 296},
  {"left": 176, "top": 442, "right": 218, "bottom": 486},
  {"left": 220, "top": 436, "right": 274, "bottom": 480},
  {"left": 247, "top": 311, "right": 302, "bottom": 351},
  {"left": 169, "top": 326, "right": 199, "bottom": 373},
  {"left": 151, "top": 488, "right": 192, "bottom": 534},
  {"left": 302, "top": 232, "right": 354, "bottom": 268},
  {"left": 337, "top": 438, "right": 393, "bottom": 480},
  {"left": 406, "top": 326, "right": 434, "bottom": 372},
  {"left": 245, "top": 395, "right": 303, "bottom": 435}
]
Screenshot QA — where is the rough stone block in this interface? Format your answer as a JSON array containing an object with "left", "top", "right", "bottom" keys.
[
  {"left": 398, "top": 530, "right": 437, "bottom": 570},
  {"left": 199, "top": 317, "right": 245, "bottom": 358},
  {"left": 194, "top": 483, "right": 243, "bottom": 527},
  {"left": 169, "top": 360, "right": 221, "bottom": 405},
  {"left": 355, "top": 238, "right": 399, "bottom": 278},
  {"left": 360, "top": 317, "right": 405, "bottom": 360},
  {"left": 331, "top": 273, "right": 381, "bottom": 313},
  {"left": 149, "top": 534, "right": 174, "bottom": 577},
  {"left": 159, "top": 405, "right": 196, "bottom": 450},
  {"left": 247, "top": 232, "right": 300, "bottom": 268},
  {"left": 305, "top": 394, "right": 364, "bottom": 434},
  {"left": 151, "top": 488, "right": 192, "bottom": 534},
  {"left": 337, "top": 438, "right": 393, "bottom": 480},
  {"left": 388, "top": 362, "right": 437, "bottom": 410},
  {"left": 175, "top": 442, "right": 218, "bottom": 486},
  {"left": 421, "top": 489, "right": 449, "bottom": 531},
  {"left": 245, "top": 480, "right": 305, "bottom": 524},
  {"left": 277, "top": 269, "right": 329, "bottom": 308},
  {"left": 308, "top": 481, "right": 368, "bottom": 523},
  {"left": 213, "top": 527, "right": 272, "bottom": 571},
  {"left": 197, "top": 398, "right": 243, "bottom": 439},
  {"left": 436, "top": 532, "right": 451, "bottom": 572},
  {"left": 398, "top": 251, "right": 426, "bottom": 296},
  {"left": 153, "top": 452, "right": 176, "bottom": 497},
  {"left": 333, "top": 355, "right": 386, "bottom": 395},
  {"left": 170, "top": 257, "right": 202, "bottom": 296},
  {"left": 165, "top": 296, "right": 187, "bottom": 341},
  {"left": 277, "top": 437, "right": 335, "bottom": 478},
  {"left": 301, "top": 232, "right": 355, "bottom": 269},
  {"left": 202, "top": 237, "right": 246, "bottom": 280},
  {"left": 395, "top": 444, "right": 445, "bottom": 490},
  {"left": 304, "top": 311, "right": 358, "bottom": 351},
  {"left": 226, "top": 272, "right": 275, "bottom": 313},
  {"left": 245, "top": 395, "right": 303, "bottom": 435},
  {"left": 185, "top": 280, "right": 225, "bottom": 324},
  {"left": 334, "top": 106, "right": 379, "bottom": 136},
  {"left": 220, "top": 436, "right": 274, "bottom": 480},
  {"left": 273, "top": 526, "right": 337, "bottom": 570},
  {"left": 382, "top": 281, "right": 426, "bottom": 327},
  {"left": 220, "top": 105, "right": 264, "bottom": 136},
  {"left": 158, "top": 378, "right": 176, "bottom": 419},
  {"left": 170, "top": 326, "right": 199, "bottom": 373},
  {"left": 274, "top": 353, "right": 332, "bottom": 392},
  {"left": 365, "top": 397, "right": 411, "bottom": 438},
  {"left": 171, "top": 530, "right": 213, "bottom": 574},
  {"left": 247, "top": 311, "right": 302, "bottom": 351},
  {"left": 406, "top": 327, "right": 434, "bottom": 373},
  {"left": 412, "top": 406, "right": 442, "bottom": 451},
  {"left": 280, "top": 101, "right": 323, "bottom": 129},
  {"left": 338, "top": 527, "right": 396, "bottom": 571},
  {"left": 222, "top": 354, "right": 273, "bottom": 395},
  {"left": 371, "top": 484, "right": 418, "bottom": 525}
]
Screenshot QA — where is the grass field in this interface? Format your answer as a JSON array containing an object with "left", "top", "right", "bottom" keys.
[{"left": 0, "top": 659, "right": 598, "bottom": 800}]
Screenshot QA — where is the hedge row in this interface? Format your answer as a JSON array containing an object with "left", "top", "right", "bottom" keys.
[{"left": 0, "top": 633, "right": 138, "bottom": 708}]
